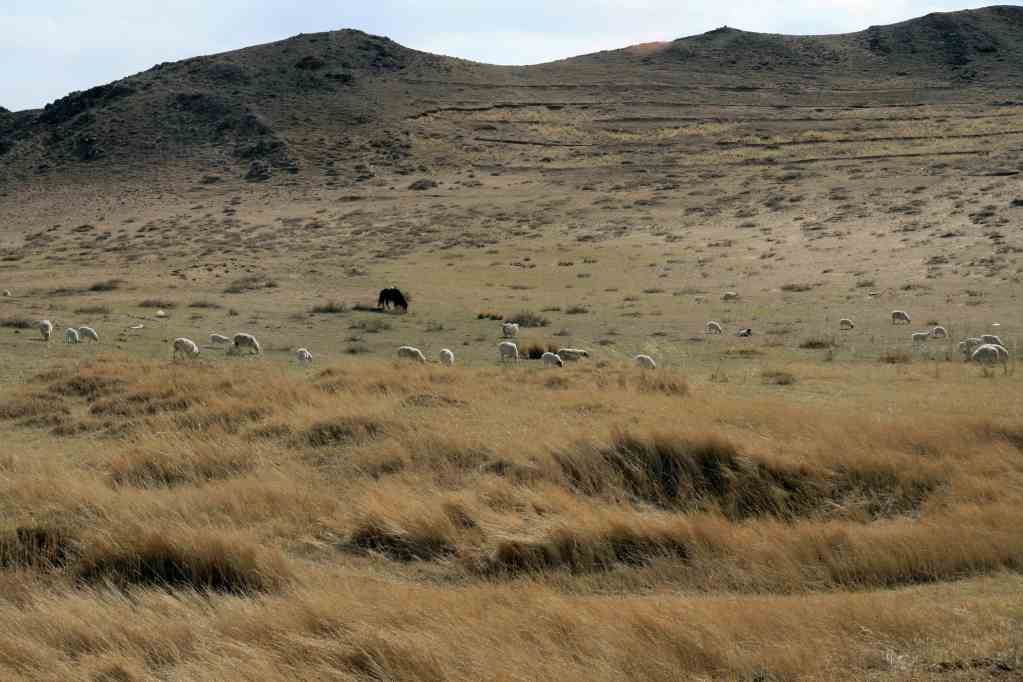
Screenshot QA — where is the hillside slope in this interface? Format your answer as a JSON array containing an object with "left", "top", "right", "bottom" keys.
[{"left": 2, "top": 6, "right": 1023, "bottom": 190}]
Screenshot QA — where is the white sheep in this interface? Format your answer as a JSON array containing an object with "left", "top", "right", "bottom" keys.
[
  {"left": 911, "top": 331, "right": 930, "bottom": 344},
  {"left": 959, "top": 337, "right": 985, "bottom": 359},
  {"left": 839, "top": 318, "right": 855, "bottom": 331},
  {"left": 542, "top": 352, "right": 564, "bottom": 368},
  {"left": 981, "top": 334, "right": 1004, "bottom": 347},
  {"left": 209, "top": 333, "right": 231, "bottom": 345},
  {"left": 64, "top": 328, "right": 80, "bottom": 344},
  {"left": 556, "top": 348, "right": 590, "bottom": 361},
  {"left": 397, "top": 345, "right": 427, "bottom": 363},
  {"left": 498, "top": 341, "right": 519, "bottom": 362},
  {"left": 705, "top": 321, "right": 723, "bottom": 334},
  {"left": 930, "top": 326, "right": 948, "bottom": 339},
  {"left": 439, "top": 348, "right": 455, "bottom": 366},
  {"left": 736, "top": 328, "right": 752, "bottom": 337},
  {"left": 232, "top": 333, "right": 261, "bottom": 355},
  {"left": 635, "top": 354, "right": 657, "bottom": 369},
  {"left": 38, "top": 320, "right": 53, "bottom": 341},
  {"left": 78, "top": 326, "right": 99, "bottom": 342},
  {"left": 891, "top": 310, "right": 911, "bottom": 325},
  {"left": 502, "top": 322, "right": 520, "bottom": 338},
  {"left": 721, "top": 291, "right": 739, "bottom": 301},
  {"left": 296, "top": 348, "right": 313, "bottom": 364},
  {"left": 972, "top": 343, "right": 1009, "bottom": 373},
  {"left": 173, "top": 337, "right": 200, "bottom": 359}
]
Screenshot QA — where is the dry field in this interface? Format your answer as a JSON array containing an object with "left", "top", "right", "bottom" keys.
[
  {"left": 0, "top": 356, "right": 1021, "bottom": 680},
  {"left": 3, "top": 10, "right": 1023, "bottom": 679}
]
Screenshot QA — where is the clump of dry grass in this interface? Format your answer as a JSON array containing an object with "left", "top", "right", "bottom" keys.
[
  {"left": 761, "top": 368, "right": 797, "bottom": 385},
  {"left": 76, "top": 528, "right": 289, "bottom": 593},
  {"left": 881, "top": 349, "right": 912, "bottom": 364}
]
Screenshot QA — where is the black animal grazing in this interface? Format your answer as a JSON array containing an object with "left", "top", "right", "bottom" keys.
[
  {"left": 736, "top": 328, "right": 753, "bottom": 337},
  {"left": 377, "top": 287, "right": 409, "bottom": 312}
]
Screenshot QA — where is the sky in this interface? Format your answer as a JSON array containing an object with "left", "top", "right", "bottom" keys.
[{"left": 1, "top": 0, "right": 1016, "bottom": 111}]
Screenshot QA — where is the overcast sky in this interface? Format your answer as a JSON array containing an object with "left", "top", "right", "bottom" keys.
[{"left": 1, "top": 0, "right": 1014, "bottom": 111}]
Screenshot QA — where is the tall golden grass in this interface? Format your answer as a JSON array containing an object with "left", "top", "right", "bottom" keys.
[{"left": 0, "top": 356, "right": 1021, "bottom": 679}]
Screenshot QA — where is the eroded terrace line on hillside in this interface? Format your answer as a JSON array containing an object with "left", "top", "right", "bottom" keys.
[
  {"left": 470, "top": 129, "right": 1020, "bottom": 151},
  {"left": 716, "top": 129, "right": 1023, "bottom": 149},
  {"left": 399, "top": 78, "right": 975, "bottom": 96},
  {"left": 410, "top": 100, "right": 1007, "bottom": 119},
  {"left": 478, "top": 149, "right": 990, "bottom": 174},
  {"left": 595, "top": 112, "right": 1022, "bottom": 124}
]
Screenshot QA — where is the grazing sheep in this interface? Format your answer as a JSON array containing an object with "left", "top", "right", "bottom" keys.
[
  {"left": 232, "top": 333, "right": 261, "bottom": 355},
  {"left": 634, "top": 354, "right": 657, "bottom": 369},
  {"left": 38, "top": 320, "right": 53, "bottom": 341},
  {"left": 296, "top": 348, "right": 313, "bottom": 364},
  {"left": 498, "top": 341, "right": 519, "bottom": 362},
  {"left": 721, "top": 291, "right": 739, "bottom": 301},
  {"left": 155, "top": 310, "right": 168, "bottom": 319},
  {"left": 736, "top": 328, "right": 753, "bottom": 338},
  {"left": 541, "top": 352, "right": 564, "bottom": 368},
  {"left": 64, "top": 328, "right": 80, "bottom": 344},
  {"left": 981, "top": 334, "right": 1004, "bottom": 347},
  {"left": 930, "top": 326, "right": 948, "bottom": 339},
  {"left": 891, "top": 310, "right": 911, "bottom": 325},
  {"left": 959, "top": 337, "right": 985, "bottom": 359},
  {"left": 556, "top": 348, "right": 590, "bottom": 361},
  {"left": 173, "top": 337, "right": 200, "bottom": 359},
  {"left": 439, "top": 348, "right": 455, "bottom": 366},
  {"left": 502, "top": 322, "right": 520, "bottom": 338},
  {"left": 911, "top": 331, "right": 930, "bottom": 344},
  {"left": 2, "top": 290, "right": 10, "bottom": 297},
  {"left": 209, "top": 333, "right": 231, "bottom": 345},
  {"left": 705, "top": 321, "right": 723, "bottom": 334},
  {"left": 397, "top": 345, "right": 427, "bottom": 363},
  {"left": 78, "top": 326, "right": 99, "bottom": 342},
  {"left": 839, "top": 318, "right": 855, "bottom": 331},
  {"left": 972, "top": 344, "right": 1009, "bottom": 373}
]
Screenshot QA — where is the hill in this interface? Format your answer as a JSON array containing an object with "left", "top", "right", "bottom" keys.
[{"left": 2, "top": 6, "right": 1023, "bottom": 189}]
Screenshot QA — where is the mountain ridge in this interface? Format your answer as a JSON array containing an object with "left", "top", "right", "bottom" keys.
[{"left": 2, "top": 6, "right": 1023, "bottom": 189}]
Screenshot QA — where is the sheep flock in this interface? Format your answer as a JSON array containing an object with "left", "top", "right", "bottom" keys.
[{"left": 18, "top": 300, "right": 1015, "bottom": 376}]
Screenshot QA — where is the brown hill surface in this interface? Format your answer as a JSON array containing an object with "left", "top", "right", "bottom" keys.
[{"left": 2, "top": 6, "right": 1023, "bottom": 191}]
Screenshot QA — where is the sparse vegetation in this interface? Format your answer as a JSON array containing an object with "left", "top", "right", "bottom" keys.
[
  {"left": 800, "top": 336, "right": 836, "bottom": 350},
  {"left": 224, "top": 275, "right": 278, "bottom": 294},
  {"left": 310, "top": 300, "right": 348, "bottom": 314},
  {"left": 139, "top": 299, "right": 176, "bottom": 309},
  {"left": 761, "top": 369, "right": 798, "bottom": 385},
  {"left": 506, "top": 311, "right": 550, "bottom": 328}
]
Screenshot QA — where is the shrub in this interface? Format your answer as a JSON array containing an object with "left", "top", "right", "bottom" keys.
[
  {"left": 635, "top": 373, "right": 690, "bottom": 397},
  {"left": 799, "top": 336, "right": 835, "bottom": 350},
  {"left": 0, "top": 317, "right": 36, "bottom": 330},
  {"left": 351, "top": 319, "right": 391, "bottom": 333},
  {"left": 139, "top": 299, "right": 176, "bottom": 309},
  {"left": 506, "top": 311, "right": 549, "bottom": 328},
  {"left": 781, "top": 283, "right": 813, "bottom": 292},
  {"left": 74, "top": 305, "right": 111, "bottom": 315},
  {"left": 189, "top": 300, "right": 223, "bottom": 309},
  {"left": 477, "top": 312, "right": 503, "bottom": 321},
  {"left": 880, "top": 350, "right": 912, "bottom": 364},
  {"left": 762, "top": 369, "right": 797, "bottom": 385},
  {"left": 88, "top": 279, "right": 123, "bottom": 292},
  {"left": 565, "top": 305, "right": 589, "bottom": 315},
  {"left": 310, "top": 301, "right": 348, "bottom": 314},
  {"left": 224, "top": 275, "right": 278, "bottom": 294}
]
